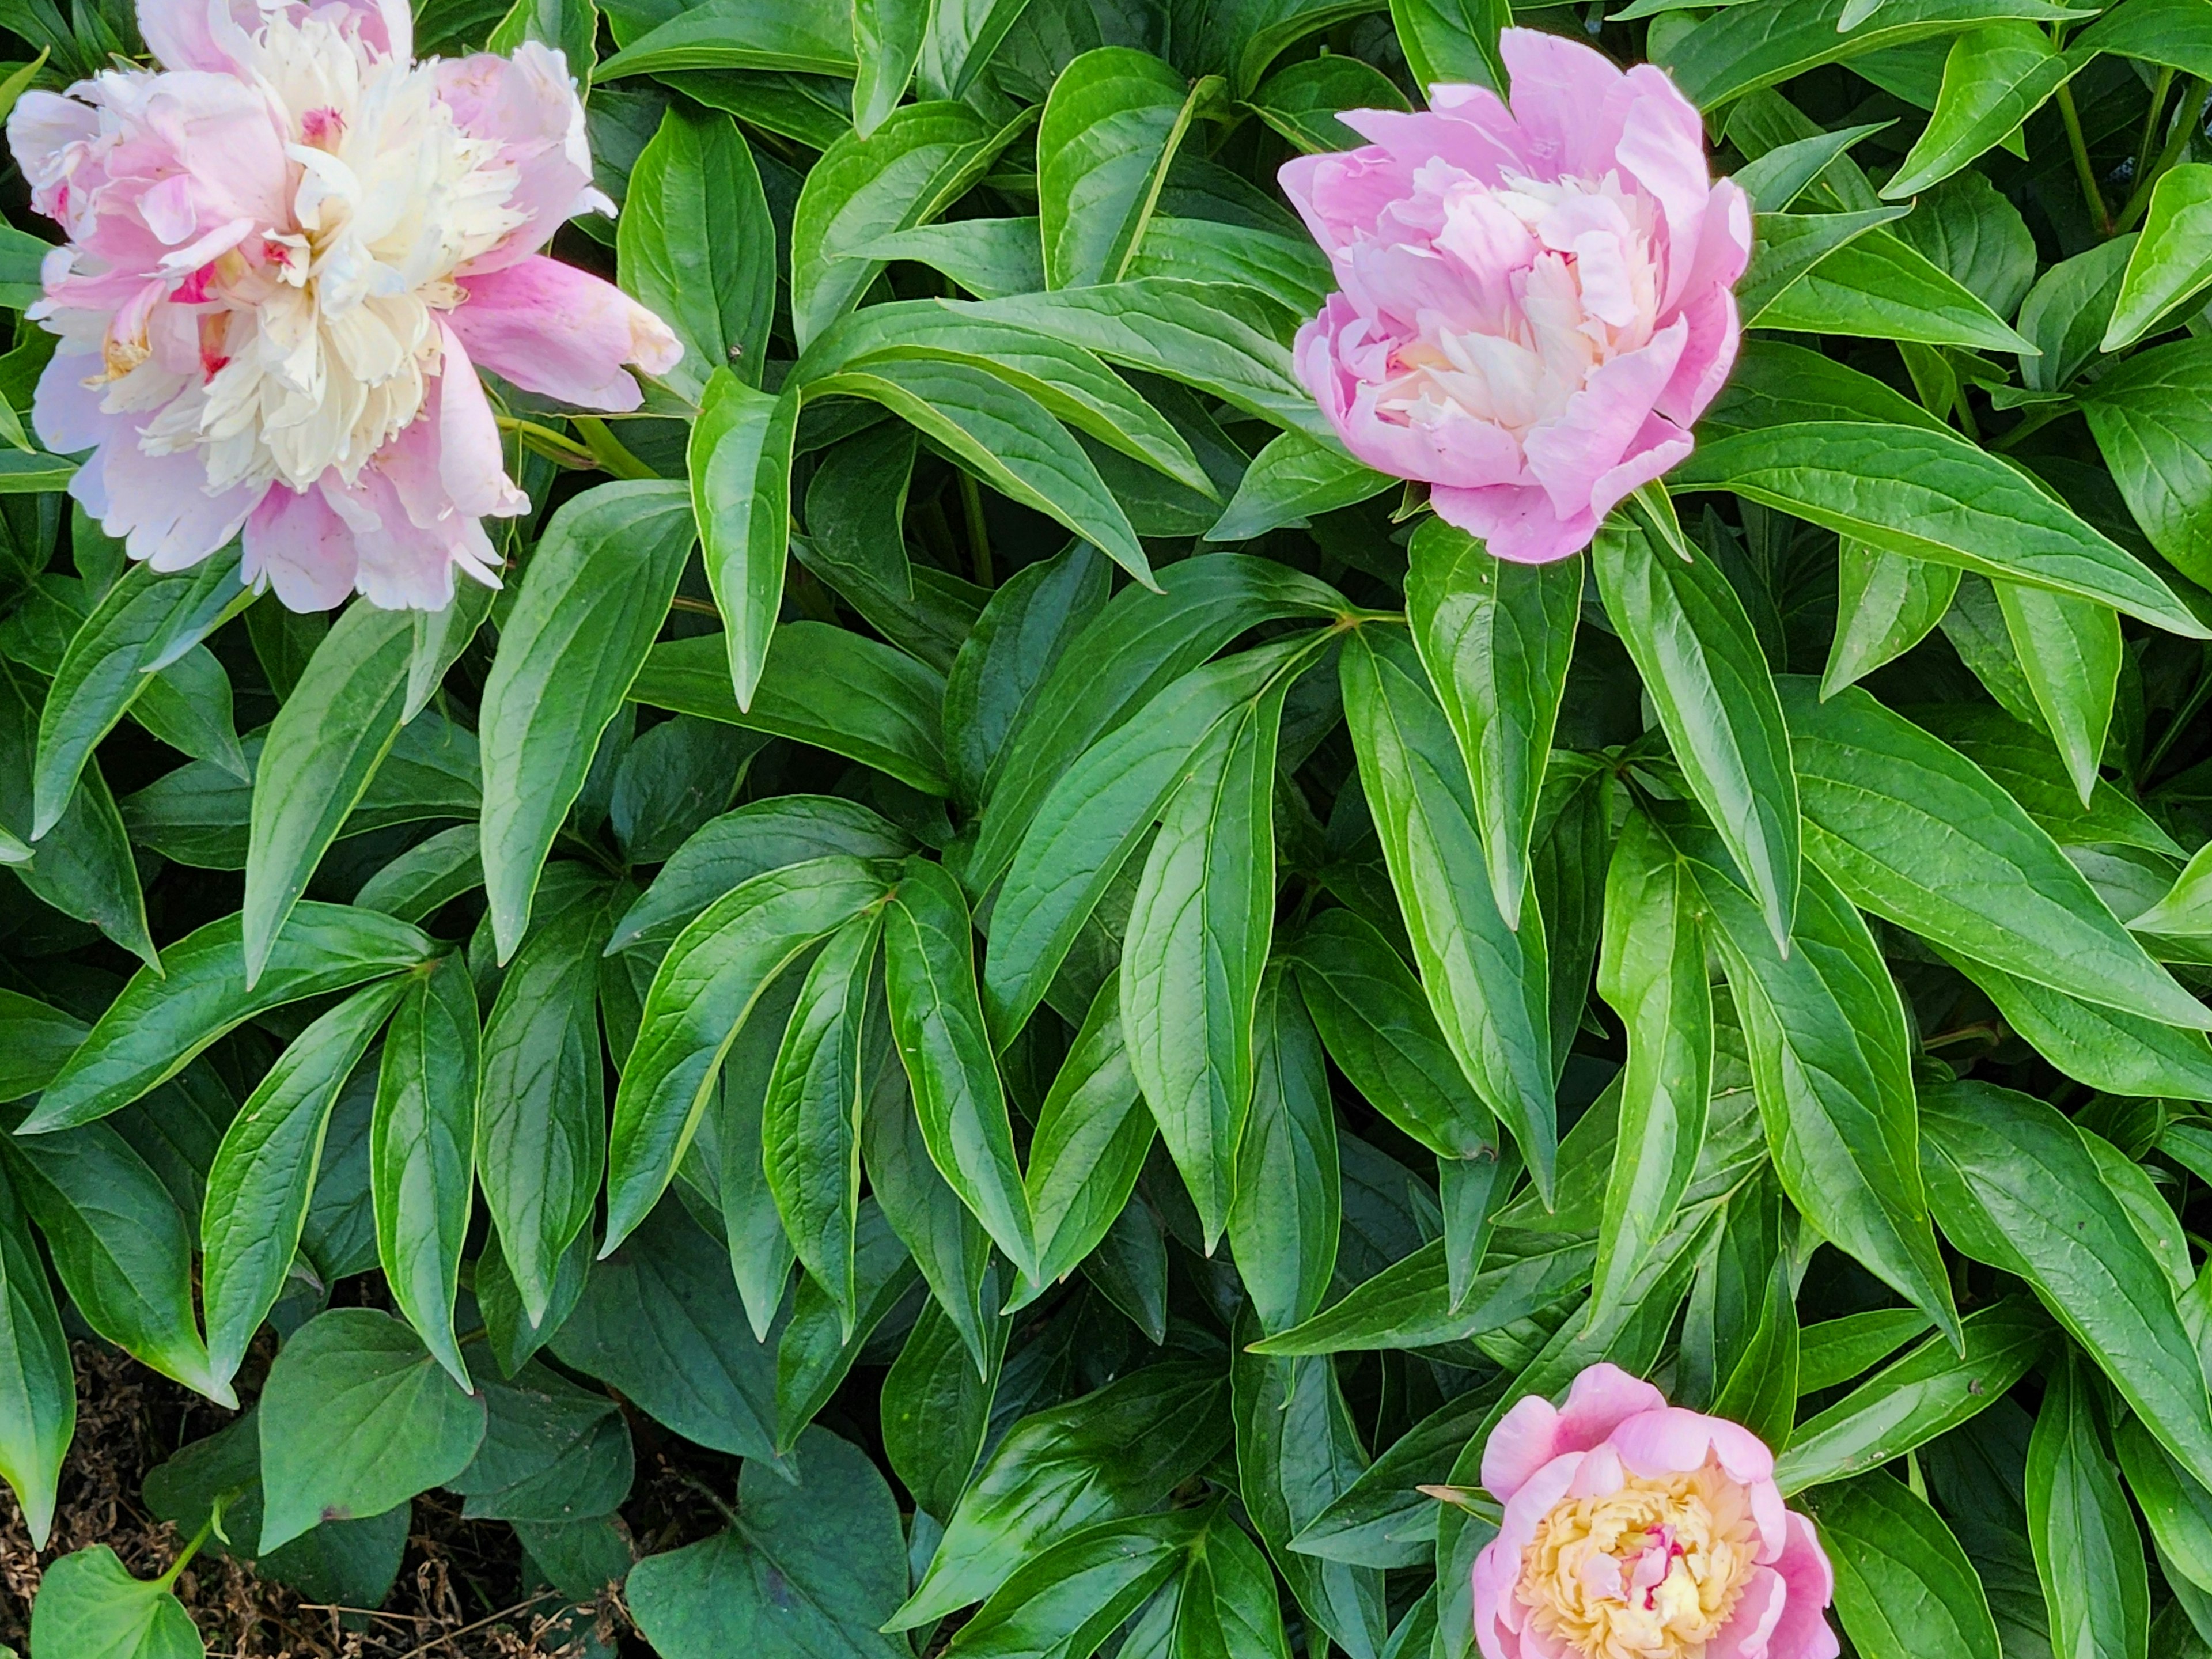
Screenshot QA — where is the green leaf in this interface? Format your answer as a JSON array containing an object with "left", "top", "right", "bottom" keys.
[
  {"left": 1671, "top": 421, "right": 2206, "bottom": 635},
  {"left": 1247, "top": 55, "right": 1406, "bottom": 154},
  {"left": 478, "top": 896, "right": 613, "bottom": 1325},
  {"left": 26, "top": 1547, "right": 202, "bottom": 1659},
  {"left": 762, "top": 908, "right": 883, "bottom": 1329},
  {"left": 0, "top": 990, "right": 85, "bottom": 1103},
  {"left": 891, "top": 1363, "right": 1230, "bottom": 1628},
  {"left": 1921, "top": 1080, "right": 2212, "bottom": 1491},
  {"left": 790, "top": 101, "right": 1029, "bottom": 349},
  {"left": 883, "top": 856, "right": 1036, "bottom": 1278},
  {"left": 862, "top": 1054, "right": 1002, "bottom": 1373},
  {"left": 25, "top": 904, "right": 429, "bottom": 1132},
  {"left": 1341, "top": 628, "right": 1554, "bottom": 1195},
  {"left": 984, "top": 637, "right": 1308, "bottom": 1047},
  {"left": 31, "top": 551, "right": 244, "bottom": 838},
  {"left": 2075, "top": 0, "right": 2212, "bottom": 75},
  {"left": 244, "top": 604, "right": 414, "bottom": 987},
  {"left": 851, "top": 0, "right": 926, "bottom": 134},
  {"left": 948, "top": 1512, "right": 1206, "bottom": 1659},
  {"left": 964, "top": 281, "right": 1326, "bottom": 440},
  {"left": 628, "top": 1426, "right": 908, "bottom": 1659},
  {"left": 1886, "top": 24, "right": 2082, "bottom": 197},
  {"left": 604, "top": 856, "right": 894, "bottom": 1252},
  {"left": 1122, "top": 1506, "right": 1295, "bottom": 1659},
  {"left": 449, "top": 1361, "right": 630, "bottom": 1523},
  {"left": 1822, "top": 541, "right": 1959, "bottom": 695},
  {"left": 354, "top": 824, "right": 482, "bottom": 923},
  {"left": 1939, "top": 945, "right": 2212, "bottom": 1101},
  {"left": 1389, "top": 0, "right": 1504, "bottom": 92},
  {"left": 1592, "top": 810, "right": 1713, "bottom": 1330},
  {"left": 1287, "top": 908, "right": 1494, "bottom": 1160},
  {"left": 1037, "top": 50, "right": 1213, "bottom": 290},
  {"left": 1737, "top": 207, "right": 1911, "bottom": 324},
  {"left": 1795, "top": 1307, "right": 1934, "bottom": 1394},
  {"left": 1699, "top": 338, "right": 1949, "bottom": 438},
  {"left": 1288, "top": 1385, "right": 1503, "bottom": 1569},
  {"left": 478, "top": 480, "right": 695, "bottom": 961},
  {"left": 1807, "top": 1472, "right": 2002, "bottom": 1659},
  {"left": 688, "top": 370, "right": 800, "bottom": 711},
  {"left": 1657, "top": 0, "right": 2090, "bottom": 110},
  {"left": 2027, "top": 1350, "right": 2150, "bottom": 1659},
  {"left": 631, "top": 623, "right": 952, "bottom": 797},
  {"left": 487, "top": 0, "right": 596, "bottom": 67},
  {"left": 1230, "top": 1324, "right": 1383, "bottom": 1659},
  {"left": 1406, "top": 520, "right": 1579, "bottom": 931},
  {"left": 1594, "top": 519, "right": 1800, "bottom": 946},
  {"left": 2105, "top": 163, "right": 2212, "bottom": 351},
  {"left": 805, "top": 356, "right": 1149, "bottom": 582},
  {"left": 1778, "top": 680, "right": 2212, "bottom": 1031},
  {"left": 0, "top": 675, "right": 153, "bottom": 967},
  {"left": 0, "top": 1159, "right": 70, "bottom": 1548},
  {"left": 1122, "top": 665, "right": 1287, "bottom": 1246},
  {"left": 1991, "top": 582, "right": 2118, "bottom": 805},
  {"left": 372, "top": 954, "right": 480, "bottom": 1390},
  {"left": 616, "top": 103, "right": 775, "bottom": 402},
  {"left": 2081, "top": 336, "right": 2212, "bottom": 589},
  {"left": 2116, "top": 1411, "right": 2212, "bottom": 1597},
  {"left": 610, "top": 796, "right": 914, "bottom": 955},
  {"left": 971, "top": 552, "right": 1343, "bottom": 891},
  {"left": 1774, "top": 1295, "right": 2048, "bottom": 1492},
  {"left": 1668, "top": 819, "right": 1959, "bottom": 1344},
  {"left": 598, "top": 0, "right": 857, "bottom": 76},
  {"left": 551, "top": 1198, "right": 782, "bottom": 1460},
  {"left": 1226, "top": 967, "right": 1339, "bottom": 1336},
  {"left": 853, "top": 215, "right": 1046, "bottom": 298},
  {"left": 256, "top": 1308, "right": 487, "bottom": 1553},
  {"left": 1247, "top": 1236, "right": 1596, "bottom": 1355},
  {"left": 1734, "top": 122, "right": 1893, "bottom": 212},
  {"left": 883, "top": 1296, "right": 1005, "bottom": 1521},
  {"left": 944, "top": 540, "right": 1109, "bottom": 810},
  {"left": 1754, "top": 226, "right": 2037, "bottom": 352},
  {"left": 200, "top": 979, "right": 410, "bottom": 1389},
  {"left": 774, "top": 1200, "right": 917, "bottom": 1445},
  {"left": 1021, "top": 980, "right": 1150, "bottom": 1295},
  {"left": 1207, "top": 430, "right": 1389, "bottom": 543}
]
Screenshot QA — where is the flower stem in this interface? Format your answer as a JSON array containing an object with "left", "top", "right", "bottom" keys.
[
  {"left": 2056, "top": 82, "right": 2113, "bottom": 236},
  {"left": 2117, "top": 78, "right": 2209, "bottom": 233},
  {"left": 958, "top": 471, "right": 993, "bottom": 586},
  {"left": 2135, "top": 65, "right": 2176, "bottom": 191},
  {"left": 573, "top": 416, "right": 658, "bottom": 481}
]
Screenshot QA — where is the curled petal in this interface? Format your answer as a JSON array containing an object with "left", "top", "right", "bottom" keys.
[{"left": 451, "top": 256, "right": 682, "bottom": 411}]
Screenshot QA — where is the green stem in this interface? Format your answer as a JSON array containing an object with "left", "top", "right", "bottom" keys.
[
  {"left": 156, "top": 1512, "right": 218, "bottom": 1591},
  {"left": 2118, "top": 78, "right": 2209, "bottom": 232},
  {"left": 573, "top": 415, "right": 658, "bottom": 481},
  {"left": 2136, "top": 66, "right": 2176, "bottom": 190},
  {"left": 958, "top": 471, "right": 993, "bottom": 586},
  {"left": 2145, "top": 645, "right": 2212, "bottom": 781},
  {"left": 2056, "top": 82, "right": 2113, "bottom": 235}
]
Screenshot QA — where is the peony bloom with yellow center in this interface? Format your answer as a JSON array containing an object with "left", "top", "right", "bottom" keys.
[
  {"left": 8, "top": 0, "right": 683, "bottom": 611},
  {"left": 1472, "top": 1363, "right": 1838, "bottom": 1659}
]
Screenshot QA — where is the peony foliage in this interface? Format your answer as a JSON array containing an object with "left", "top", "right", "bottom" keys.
[{"left": 0, "top": 0, "right": 2209, "bottom": 1653}]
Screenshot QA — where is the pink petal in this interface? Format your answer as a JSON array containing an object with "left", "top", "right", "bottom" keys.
[
  {"left": 244, "top": 484, "right": 360, "bottom": 612},
  {"left": 450, "top": 256, "right": 681, "bottom": 412},
  {"left": 1707, "top": 1565, "right": 1788, "bottom": 1659},
  {"left": 1588, "top": 412, "right": 1694, "bottom": 525},
  {"left": 439, "top": 43, "right": 612, "bottom": 273},
  {"left": 1482, "top": 1363, "right": 1668, "bottom": 1502},
  {"left": 1498, "top": 28, "right": 1628, "bottom": 179},
  {"left": 33, "top": 350, "right": 114, "bottom": 454},
  {"left": 1522, "top": 316, "right": 1687, "bottom": 520},
  {"left": 1432, "top": 480, "right": 1594, "bottom": 563},
  {"left": 1759, "top": 1510, "right": 1841, "bottom": 1659},
  {"left": 88, "top": 437, "right": 262, "bottom": 570},
  {"left": 433, "top": 324, "right": 528, "bottom": 521},
  {"left": 1612, "top": 66, "right": 1712, "bottom": 313},
  {"left": 1471, "top": 1536, "right": 1525, "bottom": 1659},
  {"left": 135, "top": 0, "right": 261, "bottom": 73}
]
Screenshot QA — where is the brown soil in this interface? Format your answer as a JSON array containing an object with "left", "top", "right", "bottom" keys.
[{"left": 0, "top": 1343, "right": 626, "bottom": 1658}]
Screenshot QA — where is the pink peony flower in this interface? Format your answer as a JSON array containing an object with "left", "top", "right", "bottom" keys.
[
  {"left": 8, "top": 0, "right": 684, "bottom": 611},
  {"left": 1279, "top": 29, "right": 1749, "bottom": 564},
  {"left": 1472, "top": 1363, "right": 1838, "bottom": 1659}
]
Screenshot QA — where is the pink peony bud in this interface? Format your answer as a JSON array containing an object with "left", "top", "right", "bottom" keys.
[
  {"left": 7, "top": 0, "right": 683, "bottom": 611},
  {"left": 1471, "top": 1364, "right": 1838, "bottom": 1659},
  {"left": 1280, "top": 30, "right": 1749, "bottom": 565}
]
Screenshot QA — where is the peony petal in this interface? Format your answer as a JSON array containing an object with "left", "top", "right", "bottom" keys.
[
  {"left": 1433, "top": 479, "right": 1595, "bottom": 563},
  {"left": 440, "top": 43, "right": 607, "bottom": 272},
  {"left": 135, "top": 0, "right": 260, "bottom": 73},
  {"left": 1613, "top": 63, "right": 1713, "bottom": 312},
  {"left": 1607, "top": 1404, "right": 1779, "bottom": 1493},
  {"left": 1498, "top": 28, "right": 1627, "bottom": 179},
  {"left": 1707, "top": 1565, "right": 1789, "bottom": 1659},
  {"left": 33, "top": 349, "right": 115, "bottom": 454},
  {"left": 450, "top": 256, "right": 681, "bottom": 411},
  {"left": 1522, "top": 317, "right": 1686, "bottom": 520},
  {"left": 1587, "top": 411, "right": 1694, "bottom": 527},
  {"left": 244, "top": 484, "right": 360, "bottom": 611},
  {"left": 433, "top": 324, "right": 529, "bottom": 521},
  {"left": 1760, "top": 1512, "right": 1842, "bottom": 1659},
  {"left": 1482, "top": 1392, "right": 1566, "bottom": 1504},
  {"left": 1470, "top": 1535, "right": 1525, "bottom": 1659},
  {"left": 1481, "top": 1363, "right": 1670, "bottom": 1500},
  {"left": 91, "top": 437, "right": 262, "bottom": 570}
]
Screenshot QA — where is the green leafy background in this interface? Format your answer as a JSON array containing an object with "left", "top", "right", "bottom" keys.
[{"left": 6, "top": 0, "right": 2212, "bottom": 1652}]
